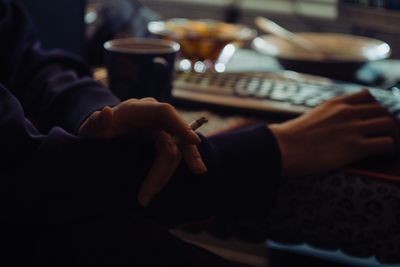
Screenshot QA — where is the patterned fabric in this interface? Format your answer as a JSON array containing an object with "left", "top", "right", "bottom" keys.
[{"left": 266, "top": 172, "right": 400, "bottom": 264}]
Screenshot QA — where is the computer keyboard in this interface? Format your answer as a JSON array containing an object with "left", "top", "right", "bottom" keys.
[{"left": 172, "top": 71, "right": 400, "bottom": 118}]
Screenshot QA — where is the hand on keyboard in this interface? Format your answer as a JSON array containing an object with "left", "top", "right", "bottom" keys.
[{"left": 269, "top": 90, "right": 399, "bottom": 177}]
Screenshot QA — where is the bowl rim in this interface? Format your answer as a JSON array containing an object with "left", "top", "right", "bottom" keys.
[
  {"left": 104, "top": 37, "right": 180, "bottom": 55},
  {"left": 252, "top": 33, "right": 391, "bottom": 63},
  {"left": 148, "top": 18, "right": 257, "bottom": 41}
]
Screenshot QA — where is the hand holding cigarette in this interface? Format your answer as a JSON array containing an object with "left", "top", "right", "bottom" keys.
[
  {"left": 137, "top": 113, "right": 208, "bottom": 207},
  {"left": 80, "top": 97, "right": 209, "bottom": 207}
]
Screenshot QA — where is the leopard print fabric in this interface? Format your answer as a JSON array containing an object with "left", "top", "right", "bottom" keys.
[{"left": 266, "top": 172, "right": 400, "bottom": 264}]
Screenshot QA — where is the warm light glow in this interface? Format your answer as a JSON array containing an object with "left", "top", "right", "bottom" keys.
[
  {"left": 194, "top": 61, "right": 206, "bottom": 73},
  {"left": 217, "top": 44, "right": 236, "bottom": 65},
  {"left": 363, "top": 43, "right": 391, "bottom": 60},
  {"left": 215, "top": 63, "right": 226, "bottom": 73},
  {"left": 85, "top": 11, "right": 97, "bottom": 24},
  {"left": 376, "top": 43, "right": 391, "bottom": 58},
  {"left": 178, "top": 59, "right": 192, "bottom": 71}
]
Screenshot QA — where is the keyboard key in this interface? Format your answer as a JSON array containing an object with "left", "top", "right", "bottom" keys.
[
  {"left": 285, "top": 84, "right": 299, "bottom": 93},
  {"left": 273, "top": 82, "right": 287, "bottom": 91},
  {"left": 234, "top": 87, "right": 252, "bottom": 97},
  {"left": 254, "top": 86, "right": 272, "bottom": 99},
  {"left": 290, "top": 96, "right": 310, "bottom": 106},
  {"left": 270, "top": 89, "right": 291, "bottom": 101},
  {"left": 305, "top": 98, "right": 324, "bottom": 107}
]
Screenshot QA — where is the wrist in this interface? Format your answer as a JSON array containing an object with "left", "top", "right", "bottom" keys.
[{"left": 268, "top": 123, "right": 297, "bottom": 177}]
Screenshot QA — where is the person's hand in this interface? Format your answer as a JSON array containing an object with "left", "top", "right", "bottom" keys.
[
  {"left": 78, "top": 98, "right": 207, "bottom": 206},
  {"left": 269, "top": 90, "right": 399, "bottom": 177}
]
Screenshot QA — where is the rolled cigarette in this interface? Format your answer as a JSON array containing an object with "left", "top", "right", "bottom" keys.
[{"left": 171, "top": 117, "right": 208, "bottom": 144}]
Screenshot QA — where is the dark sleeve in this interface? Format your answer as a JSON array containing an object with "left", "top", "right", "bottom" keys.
[
  {"left": 146, "top": 124, "right": 283, "bottom": 225},
  {"left": 1, "top": 83, "right": 281, "bottom": 227},
  {"left": 0, "top": 83, "right": 152, "bottom": 226},
  {"left": 208, "top": 125, "right": 282, "bottom": 219},
  {"left": 0, "top": 1, "right": 119, "bottom": 134}
]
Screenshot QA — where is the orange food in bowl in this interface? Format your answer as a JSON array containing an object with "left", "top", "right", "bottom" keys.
[{"left": 148, "top": 19, "right": 256, "bottom": 64}]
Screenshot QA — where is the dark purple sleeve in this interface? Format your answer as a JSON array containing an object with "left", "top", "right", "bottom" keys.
[
  {"left": 0, "top": 81, "right": 281, "bottom": 226},
  {"left": 0, "top": 1, "right": 119, "bottom": 134},
  {"left": 207, "top": 125, "right": 282, "bottom": 219},
  {"left": 146, "top": 124, "right": 282, "bottom": 225},
  {"left": 0, "top": 82, "right": 153, "bottom": 226}
]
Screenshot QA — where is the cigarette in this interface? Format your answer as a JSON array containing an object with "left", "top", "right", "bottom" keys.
[
  {"left": 171, "top": 117, "right": 208, "bottom": 144},
  {"left": 188, "top": 117, "right": 208, "bottom": 131}
]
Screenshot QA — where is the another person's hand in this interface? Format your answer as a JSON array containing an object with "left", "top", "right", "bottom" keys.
[
  {"left": 78, "top": 98, "right": 207, "bottom": 206},
  {"left": 269, "top": 90, "right": 399, "bottom": 177}
]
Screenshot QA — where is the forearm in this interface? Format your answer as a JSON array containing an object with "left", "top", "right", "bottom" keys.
[
  {"left": 145, "top": 124, "right": 283, "bottom": 225},
  {"left": 16, "top": 45, "right": 120, "bottom": 133},
  {"left": 3, "top": 133, "right": 156, "bottom": 227},
  {"left": 0, "top": 83, "right": 150, "bottom": 225},
  {"left": 3, "top": 118, "right": 281, "bottom": 227},
  {"left": 208, "top": 124, "right": 282, "bottom": 220},
  {"left": 0, "top": 1, "right": 119, "bottom": 133},
  {"left": 2, "top": 77, "right": 280, "bottom": 226}
]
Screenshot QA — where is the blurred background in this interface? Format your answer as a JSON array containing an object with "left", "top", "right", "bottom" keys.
[
  {"left": 22, "top": 0, "right": 400, "bottom": 85},
  {"left": 23, "top": 0, "right": 400, "bottom": 60},
  {"left": 139, "top": 0, "right": 400, "bottom": 57},
  {"left": 19, "top": 1, "right": 400, "bottom": 266}
]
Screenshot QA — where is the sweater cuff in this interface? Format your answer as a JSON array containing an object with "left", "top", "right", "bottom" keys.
[
  {"left": 207, "top": 124, "right": 282, "bottom": 219},
  {"left": 55, "top": 80, "right": 120, "bottom": 134}
]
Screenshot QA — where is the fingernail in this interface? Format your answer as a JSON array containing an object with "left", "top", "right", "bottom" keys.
[
  {"left": 194, "top": 158, "right": 207, "bottom": 173},
  {"left": 191, "top": 131, "right": 202, "bottom": 143}
]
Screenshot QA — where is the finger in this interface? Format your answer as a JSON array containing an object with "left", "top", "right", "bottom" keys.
[
  {"left": 141, "top": 97, "right": 158, "bottom": 102},
  {"left": 331, "top": 89, "right": 376, "bottom": 105},
  {"left": 360, "top": 136, "right": 396, "bottom": 156},
  {"left": 157, "top": 103, "right": 202, "bottom": 144},
  {"left": 358, "top": 117, "right": 396, "bottom": 136},
  {"left": 93, "top": 106, "right": 114, "bottom": 138},
  {"left": 178, "top": 143, "right": 207, "bottom": 174},
  {"left": 79, "top": 106, "right": 114, "bottom": 138},
  {"left": 138, "top": 132, "right": 181, "bottom": 206},
  {"left": 99, "top": 106, "right": 114, "bottom": 127},
  {"left": 112, "top": 100, "right": 201, "bottom": 144},
  {"left": 351, "top": 103, "right": 390, "bottom": 119},
  {"left": 78, "top": 110, "right": 101, "bottom": 136}
]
